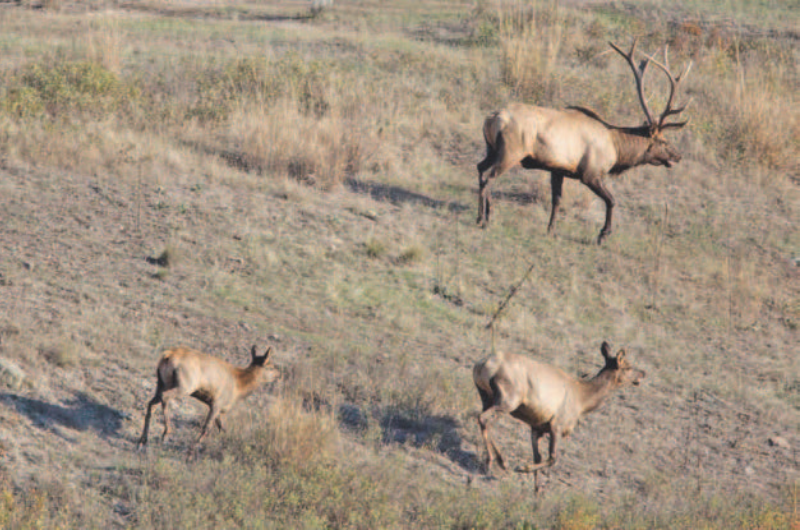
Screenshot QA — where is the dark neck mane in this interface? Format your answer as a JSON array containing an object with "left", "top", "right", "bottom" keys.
[
  {"left": 566, "top": 106, "right": 654, "bottom": 174},
  {"left": 567, "top": 106, "right": 651, "bottom": 136}
]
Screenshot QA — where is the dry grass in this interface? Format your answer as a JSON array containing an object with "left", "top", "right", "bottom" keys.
[{"left": 0, "top": 0, "right": 798, "bottom": 528}]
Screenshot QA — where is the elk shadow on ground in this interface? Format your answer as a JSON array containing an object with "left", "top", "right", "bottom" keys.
[
  {"left": 346, "top": 178, "right": 470, "bottom": 214},
  {"left": 491, "top": 188, "right": 541, "bottom": 206},
  {"left": 0, "top": 391, "right": 125, "bottom": 441},
  {"left": 121, "top": 3, "right": 314, "bottom": 23},
  {"left": 338, "top": 402, "right": 481, "bottom": 473}
]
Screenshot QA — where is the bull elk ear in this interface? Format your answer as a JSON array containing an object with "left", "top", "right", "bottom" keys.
[
  {"left": 263, "top": 346, "right": 272, "bottom": 362},
  {"left": 601, "top": 341, "right": 612, "bottom": 360},
  {"left": 250, "top": 345, "right": 258, "bottom": 361},
  {"left": 616, "top": 349, "right": 627, "bottom": 362}
]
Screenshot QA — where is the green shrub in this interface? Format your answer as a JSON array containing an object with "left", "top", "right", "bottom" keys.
[{"left": 2, "top": 61, "right": 136, "bottom": 119}]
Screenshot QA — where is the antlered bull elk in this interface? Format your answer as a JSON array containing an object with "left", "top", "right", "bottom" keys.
[
  {"left": 473, "top": 342, "right": 645, "bottom": 491},
  {"left": 476, "top": 39, "right": 692, "bottom": 243},
  {"left": 137, "top": 345, "right": 280, "bottom": 458}
]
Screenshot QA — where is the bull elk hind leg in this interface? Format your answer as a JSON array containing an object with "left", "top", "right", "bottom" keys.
[{"left": 476, "top": 131, "right": 525, "bottom": 228}]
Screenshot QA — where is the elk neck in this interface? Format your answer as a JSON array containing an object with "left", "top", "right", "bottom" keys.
[
  {"left": 233, "top": 366, "right": 262, "bottom": 394},
  {"left": 574, "top": 367, "right": 619, "bottom": 414},
  {"left": 610, "top": 127, "right": 652, "bottom": 174}
]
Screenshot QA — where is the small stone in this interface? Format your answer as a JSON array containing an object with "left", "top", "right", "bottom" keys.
[
  {"left": 768, "top": 436, "right": 790, "bottom": 449},
  {"left": 0, "top": 358, "right": 26, "bottom": 390},
  {"left": 745, "top": 466, "right": 755, "bottom": 476}
]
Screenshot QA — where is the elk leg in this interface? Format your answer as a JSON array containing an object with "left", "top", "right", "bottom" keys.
[
  {"left": 215, "top": 417, "right": 225, "bottom": 433},
  {"left": 159, "top": 386, "right": 186, "bottom": 443},
  {"left": 478, "top": 405, "right": 511, "bottom": 472},
  {"left": 477, "top": 133, "right": 521, "bottom": 227},
  {"left": 478, "top": 381, "right": 521, "bottom": 473},
  {"left": 547, "top": 429, "right": 559, "bottom": 467},
  {"left": 476, "top": 387, "right": 504, "bottom": 471},
  {"left": 477, "top": 143, "right": 500, "bottom": 226},
  {"left": 477, "top": 173, "right": 490, "bottom": 227},
  {"left": 530, "top": 429, "right": 544, "bottom": 493},
  {"left": 188, "top": 403, "right": 220, "bottom": 460},
  {"left": 477, "top": 147, "right": 496, "bottom": 175},
  {"left": 583, "top": 176, "right": 615, "bottom": 244},
  {"left": 137, "top": 392, "right": 162, "bottom": 449},
  {"left": 515, "top": 430, "right": 558, "bottom": 473},
  {"left": 547, "top": 172, "right": 565, "bottom": 235}
]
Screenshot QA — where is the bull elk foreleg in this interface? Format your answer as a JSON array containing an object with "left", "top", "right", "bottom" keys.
[
  {"left": 547, "top": 171, "right": 566, "bottom": 236},
  {"left": 582, "top": 175, "right": 615, "bottom": 244}
]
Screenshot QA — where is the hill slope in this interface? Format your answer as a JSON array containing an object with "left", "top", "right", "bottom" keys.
[{"left": 0, "top": 1, "right": 798, "bottom": 528}]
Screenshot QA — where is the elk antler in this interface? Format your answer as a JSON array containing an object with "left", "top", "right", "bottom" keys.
[
  {"left": 646, "top": 44, "right": 693, "bottom": 130},
  {"left": 609, "top": 38, "right": 656, "bottom": 128}
]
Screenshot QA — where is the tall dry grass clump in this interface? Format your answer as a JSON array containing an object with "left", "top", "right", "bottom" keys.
[
  {"left": 694, "top": 44, "right": 798, "bottom": 176},
  {"left": 249, "top": 396, "right": 339, "bottom": 471},
  {"left": 720, "top": 78, "right": 798, "bottom": 174},
  {"left": 228, "top": 100, "right": 376, "bottom": 189},
  {"left": 497, "top": 0, "right": 564, "bottom": 102},
  {"left": 83, "top": 17, "right": 123, "bottom": 75}
]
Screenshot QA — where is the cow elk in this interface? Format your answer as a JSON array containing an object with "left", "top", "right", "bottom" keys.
[
  {"left": 476, "top": 38, "right": 692, "bottom": 244},
  {"left": 473, "top": 342, "right": 645, "bottom": 491},
  {"left": 137, "top": 345, "right": 280, "bottom": 459}
]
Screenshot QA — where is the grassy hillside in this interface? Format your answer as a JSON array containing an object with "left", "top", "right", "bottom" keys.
[{"left": 0, "top": 0, "right": 798, "bottom": 528}]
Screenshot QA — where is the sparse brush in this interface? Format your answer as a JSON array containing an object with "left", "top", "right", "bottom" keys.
[
  {"left": 498, "top": 0, "right": 564, "bottom": 102},
  {"left": 147, "top": 245, "right": 178, "bottom": 268},
  {"left": 365, "top": 237, "right": 387, "bottom": 258},
  {"left": 233, "top": 397, "right": 338, "bottom": 472},
  {"left": 41, "top": 338, "right": 82, "bottom": 368},
  {"left": 397, "top": 243, "right": 425, "bottom": 264}
]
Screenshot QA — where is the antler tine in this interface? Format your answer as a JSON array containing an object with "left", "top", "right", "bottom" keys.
[
  {"left": 646, "top": 45, "right": 693, "bottom": 130},
  {"left": 609, "top": 38, "right": 656, "bottom": 128}
]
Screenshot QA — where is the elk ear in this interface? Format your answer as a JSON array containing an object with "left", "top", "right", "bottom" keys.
[
  {"left": 601, "top": 342, "right": 612, "bottom": 360},
  {"left": 250, "top": 345, "right": 258, "bottom": 361},
  {"left": 616, "top": 349, "right": 627, "bottom": 362},
  {"left": 263, "top": 346, "right": 272, "bottom": 362}
]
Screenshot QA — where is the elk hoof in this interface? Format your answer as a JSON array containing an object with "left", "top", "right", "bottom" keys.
[{"left": 597, "top": 230, "right": 611, "bottom": 245}]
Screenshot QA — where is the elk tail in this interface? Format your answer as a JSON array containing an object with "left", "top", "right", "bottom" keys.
[
  {"left": 483, "top": 110, "right": 510, "bottom": 149},
  {"left": 155, "top": 353, "right": 177, "bottom": 391}
]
